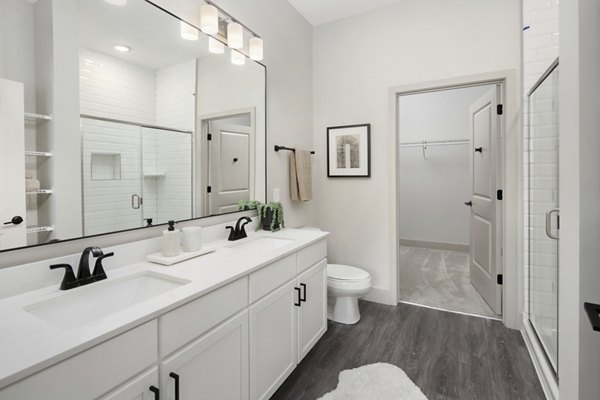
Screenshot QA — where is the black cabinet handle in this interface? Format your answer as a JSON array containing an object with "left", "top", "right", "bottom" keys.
[
  {"left": 170, "top": 372, "right": 180, "bottom": 400},
  {"left": 3, "top": 216, "right": 23, "bottom": 225},
  {"left": 300, "top": 283, "right": 307, "bottom": 303},
  {"left": 475, "top": 147, "right": 483, "bottom": 153},
  {"left": 584, "top": 302, "right": 600, "bottom": 332},
  {"left": 294, "top": 287, "right": 301, "bottom": 307},
  {"left": 149, "top": 386, "right": 160, "bottom": 400},
  {"left": 464, "top": 201, "right": 472, "bottom": 207}
]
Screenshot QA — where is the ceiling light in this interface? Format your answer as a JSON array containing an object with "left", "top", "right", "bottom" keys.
[
  {"left": 249, "top": 37, "right": 263, "bottom": 61},
  {"left": 227, "top": 22, "right": 243, "bottom": 49},
  {"left": 104, "top": 0, "right": 127, "bottom": 5},
  {"left": 209, "top": 37, "right": 225, "bottom": 54},
  {"left": 231, "top": 50, "right": 245, "bottom": 65},
  {"left": 200, "top": 4, "right": 219, "bottom": 34},
  {"left": 180, "top": 21, "right": 198, "bottom": 41},
  {"left": 114, "top": 45, "right": 131, "bottom": 53}
]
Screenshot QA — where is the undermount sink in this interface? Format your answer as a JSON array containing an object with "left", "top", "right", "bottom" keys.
[
  {"left": 227, "top": 236, "right": 293, "bottom": 252},
  {"left": 24, "top": 271, "right": 190, "bottom": 329}
]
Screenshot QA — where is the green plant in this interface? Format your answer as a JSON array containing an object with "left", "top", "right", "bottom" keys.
[
  {"left": 237, "top": 199, "right": 262, "bottom": 211},
  {"left": 257, "top": 201, "right": 284, "bottom": 231}
]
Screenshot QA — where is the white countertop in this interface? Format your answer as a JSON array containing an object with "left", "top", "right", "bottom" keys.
[{"left": 0, "top": 228, "right": 328, "bottom": 389}]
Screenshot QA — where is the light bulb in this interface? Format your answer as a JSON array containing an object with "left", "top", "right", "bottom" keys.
[
  {"left": 249, "top": 37, "right": 263, "bottom": 61},
  {"left": 180, "top": 21, "right": 198, "bottom": 41},
  {"left": 200, "top": 4, "right": 219, "bottom": 34},
  {"left": 209, "top": 37, "right": 225, "bottom": 54},
  {"left": 227, "top": 22, "right": 243, "bottom": 49},
  {"left": 231, "top": 50, "right": 246, "bottom": 65}
]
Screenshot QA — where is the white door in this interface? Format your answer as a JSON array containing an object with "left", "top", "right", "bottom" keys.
[
  {"left": 160, "top": 311, "right": 249, "bottom": 400},
  {"left": 100, "top": 368, "right": 159, "bottom": 400},
  {"left": 297, "top": 260, "right": 327, "bottom": 362},
  {"left": 249, "top": 280, "right": 297, "bottom": 400},
  {"left": 208, "top": 121, "right": 251, "bottom": 215},
  {"left": 0, "top": 78, "right": 26, "bottom": 249},
  {"left": 469, "top": 86, "right": 502, "bottom": 315}
]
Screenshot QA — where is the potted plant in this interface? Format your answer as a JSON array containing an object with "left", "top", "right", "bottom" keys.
[
  {"left": 257, "top": 201, "right": 284, "bottom": 232},
  {"left": 237, "top": 199, "right": 262, "bottom": 211}
]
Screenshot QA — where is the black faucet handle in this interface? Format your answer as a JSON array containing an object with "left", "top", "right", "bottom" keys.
[
  {"left": 92, "top": 252, "right": 114, "bottom": 282},
  {"left": 225, "top": 226, "right": 236, "bottom": 241},
  {"left": 50, "top": 264, "right": 79, "bottom": 290}
]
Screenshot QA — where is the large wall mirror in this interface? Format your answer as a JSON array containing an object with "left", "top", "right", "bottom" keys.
[{"left": 0, "top": 0, "right": 266, "bottom": 252}]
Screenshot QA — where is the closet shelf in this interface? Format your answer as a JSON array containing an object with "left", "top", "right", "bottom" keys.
[
  {"left": 26, "top": 225, "right": 54, "bottom": 234},
  {"left": 24, "top": 112, "right": 52, "bottom": 122},
  {"left": 25, "top": 151, "right": 53, "bottom": 157},
  {"left": 26, "top": 189, "right": 53, "bottom": 195}
]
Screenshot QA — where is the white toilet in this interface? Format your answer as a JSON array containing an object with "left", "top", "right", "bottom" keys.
[
  {"left": 301, "top": 227, "right": 372, "bottom": 324},
  {"left": 327, "top": 264, "right": 372, "bottom": 324}
]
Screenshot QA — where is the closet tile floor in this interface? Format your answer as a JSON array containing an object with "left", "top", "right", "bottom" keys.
[
  {"left": 398, "top": 246, "right": 497, "bottom": 318},
  {"left": 271, "top": 301, "right": 545, "bottom": 400}
]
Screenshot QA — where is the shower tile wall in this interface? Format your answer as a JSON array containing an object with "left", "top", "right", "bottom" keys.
[
  {"left": 522, "top": 0, "right": 559, "bottom": 322},
  {"left": 80, "top": 49, "right": 195, "bottom": 232}
]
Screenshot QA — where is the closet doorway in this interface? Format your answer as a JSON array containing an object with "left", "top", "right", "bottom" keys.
[{"left": 397, "top": 83, "right": 503, "bottom": 318}]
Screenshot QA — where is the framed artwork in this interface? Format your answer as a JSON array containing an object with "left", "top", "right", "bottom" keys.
[{"left": 327, "top": 123, "right": 371, "bottom": 177}]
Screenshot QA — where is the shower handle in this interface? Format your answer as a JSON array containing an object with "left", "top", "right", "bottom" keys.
[{"left": 545, "top": 208, "right": 560, "bottom": 240}]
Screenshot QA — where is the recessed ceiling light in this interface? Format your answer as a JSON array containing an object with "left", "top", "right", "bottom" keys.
[
  {"left": 105, "top": 0, "right": 127, "bottom": 5},
  {"left": 114, "top": 45, "right": 131, "bottom": 53}
]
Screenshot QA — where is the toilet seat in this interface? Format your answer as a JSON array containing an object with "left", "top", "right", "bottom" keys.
[{"left": 327, "top": 264, "right": 370, "bottom": 282}]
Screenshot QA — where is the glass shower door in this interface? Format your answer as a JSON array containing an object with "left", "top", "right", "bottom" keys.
[{"left": 527, "top": 59, "right": 559, "bottom": 373}]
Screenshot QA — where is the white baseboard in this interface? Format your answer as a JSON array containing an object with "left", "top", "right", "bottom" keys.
[
  {"left": 521, "top": 321, "right": 558, "bottom": 400},
  {"left": 398, "top": 238, "right": 469, "bottom": 252},
  {"left": 363, "top": 287, "right": 395, "bottom": 305}
]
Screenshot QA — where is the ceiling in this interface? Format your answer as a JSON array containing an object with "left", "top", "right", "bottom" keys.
[{"left": 287, "top": 0, "right": 407, "bottom": 26}]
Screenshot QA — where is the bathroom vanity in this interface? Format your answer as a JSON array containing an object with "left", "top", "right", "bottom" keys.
[{"left": 0, "top": 228, "right": 328, "bottom": 400}]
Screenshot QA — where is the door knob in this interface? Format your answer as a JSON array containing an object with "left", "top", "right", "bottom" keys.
[
  {"left": 475, "top": 147, "right": 483, "bottom": 153},
  {"left": 464, "top": 201, "right": 472, "bottom": 207},
  {"left": 3, "top": 216, "right": 23, "bottom": 225}
]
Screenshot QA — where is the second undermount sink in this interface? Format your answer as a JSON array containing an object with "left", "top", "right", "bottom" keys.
[
  {"left": 24, "top": 271, "right": 190, "bottom": 329},
  {"left": 227, "top": 236, "right": 293, "bottom": 253}
]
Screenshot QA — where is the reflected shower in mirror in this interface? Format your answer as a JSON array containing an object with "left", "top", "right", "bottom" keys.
[{"left": 0, "top": 0, "right": 266, "bottom": 252}]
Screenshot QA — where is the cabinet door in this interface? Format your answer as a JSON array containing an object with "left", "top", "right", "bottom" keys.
[
  {"left": 297, "top": 259, "right": 327, "bottom": 362},
  {"left": 160, "top": 311, "right": 249, "bottom": 400},
  {"left": 249, "top": 280, "right": 297, "bottom": 400},
  {"left": 101, "top": 368, "right": 159, "bottom": 400}
]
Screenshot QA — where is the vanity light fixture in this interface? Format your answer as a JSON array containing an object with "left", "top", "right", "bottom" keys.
[
  {"left": 209, "top": 37, "right": 225, "bottom": 54},
  {"left": 227, "top": 22, "right": 244, "bottom": 49},
  {"left": 104, "top": 0, "right": 127, "bottom": 5},
  {"left": 180, "top": 21, "right": 198, "bottom": 41},
  {"left": 114, "top": 45, "right": 131, "bottom": 53},
  {"left": 249, "top": 37, "right": 263, "bottom": 61},
  {"left": 200, "top": 4, "right": 219, "bottom": 34},
  {"left": 231, "top": 50, "right": 246, "bottom": 65}
]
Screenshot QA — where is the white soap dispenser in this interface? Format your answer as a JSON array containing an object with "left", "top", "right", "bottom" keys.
[{"left": 162, "top": 220, "right": 182, "bottom": 257}]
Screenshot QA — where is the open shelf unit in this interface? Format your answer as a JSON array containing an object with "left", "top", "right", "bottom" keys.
[{"left": 26, "top": 225, "right": 54, "bottom": 234}]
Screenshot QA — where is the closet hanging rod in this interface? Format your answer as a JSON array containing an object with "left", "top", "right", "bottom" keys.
[
  {"left": 398, "top": 139, "right": 470, "bottom": 148},
  {"left": 274, "top": 145, "right": 315, "bottom": 154}
]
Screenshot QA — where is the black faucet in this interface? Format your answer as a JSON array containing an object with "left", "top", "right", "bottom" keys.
[
  {"left": 226, "top": 216, "right": 252, "bottom": 241},
  {"left": 50, "top": 247, "right": 114, "bottom": 290}
]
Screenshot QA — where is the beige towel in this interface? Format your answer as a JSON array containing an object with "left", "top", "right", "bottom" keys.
[{"left": 290, "top": 150, "right": 312, "bottom": 201}]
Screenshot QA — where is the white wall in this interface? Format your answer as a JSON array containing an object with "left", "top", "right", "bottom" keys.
[
  {"left": 559, "top": 0, "right": 600, "bottom": 398},
  {"left": 313, "top": 0, "right": 521, "bottom": 302},
  {"left": 398, "top": 86, "right": 490, "bottom": 246}
]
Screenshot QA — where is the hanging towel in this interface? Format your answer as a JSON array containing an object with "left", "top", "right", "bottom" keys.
[{"left": 290, "top": 149, "right": 312, "bottom": 202}]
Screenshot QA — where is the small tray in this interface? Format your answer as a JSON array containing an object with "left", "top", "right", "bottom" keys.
[{"left": 146, "top": 246, "right": 215, "bottom": 266}]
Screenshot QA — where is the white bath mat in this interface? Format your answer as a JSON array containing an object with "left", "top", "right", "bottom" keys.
[{"left": 317, "top": 363, "right": 428, "bottom": 400}]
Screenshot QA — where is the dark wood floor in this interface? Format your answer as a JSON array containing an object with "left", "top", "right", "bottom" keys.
[{"left": 272, "top": 301, "right": 545, "bottom": 400}]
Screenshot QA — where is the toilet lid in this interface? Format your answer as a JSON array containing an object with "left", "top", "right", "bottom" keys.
[{"left": 327, "top": 264, "right": 370, "bottom": 281}]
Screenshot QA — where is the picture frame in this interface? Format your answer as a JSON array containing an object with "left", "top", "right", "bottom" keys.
[{"left": 327, "top": 123, "right": 371, "bottom": 177}]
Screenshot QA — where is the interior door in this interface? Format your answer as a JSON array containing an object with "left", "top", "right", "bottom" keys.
[
  {"left": 469, "top": 86, "right": 502, "bottom": 315},
  {"left": 0, "top": 78, "right": 26, "bottom": 249},
  {"left": 208, "top": 121, "right": 251, "bottom": 215}
]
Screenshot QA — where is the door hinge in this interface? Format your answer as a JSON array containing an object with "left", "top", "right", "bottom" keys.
[
  {"left": 497, "top": 274, "right": 503, "bottom": 285},
  {"left": 207, "top": 186, "right": 212, "bottom": 193},
  {"left": 207, "top": 133, "right": 212, "bottom": 141},
  {"left": 497, "top": 189, "right": 503, "bottom": 200},
  {"left": 497, "top": 104, "right": 504, "bottom": 115}
]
